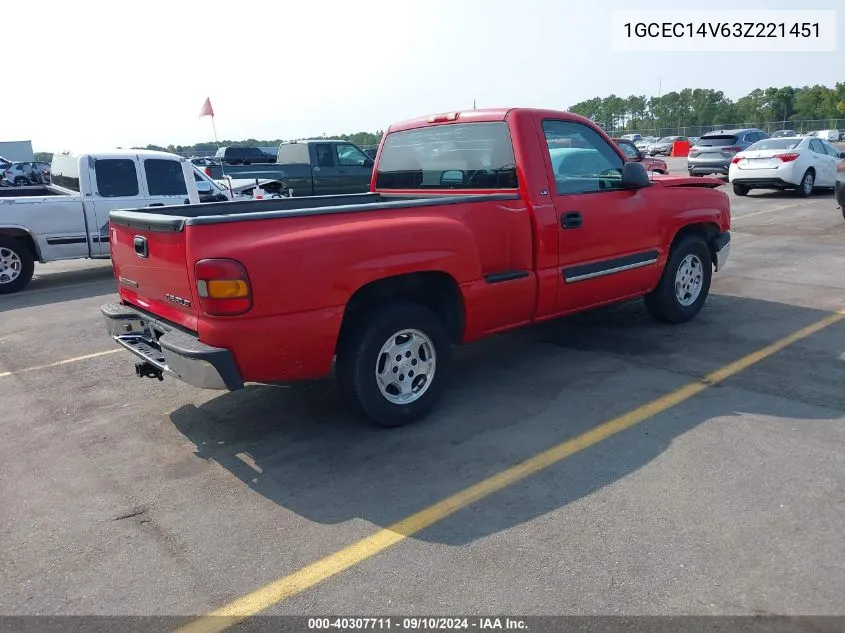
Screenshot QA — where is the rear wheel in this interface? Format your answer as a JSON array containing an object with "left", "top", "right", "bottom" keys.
[
  {"left": 13, "top": 177, "right": 28, "bottom": 186},
  {"left": 733, "top": 183, "right": 749, "bottom": 196},
  {"left": 336, "top": 303, "right": 452, "bottom": 427},
  {"left": 0, "top": 237, "right": 35, "bottom": 295},
  {"left": 644, "top": 235, "right": 712, "bottom": 324},
  {"left": 797, "top": 169, "right": 815, "bottom": 197}
]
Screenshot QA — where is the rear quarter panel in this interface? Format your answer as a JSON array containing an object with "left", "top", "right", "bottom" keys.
[{"left": 184, "top": 196, "right": 535, "bottom": 381}]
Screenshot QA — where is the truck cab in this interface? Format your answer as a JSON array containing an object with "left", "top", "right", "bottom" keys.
[{"left": 0, "top": 149, "right": 203, "bottom": 293}]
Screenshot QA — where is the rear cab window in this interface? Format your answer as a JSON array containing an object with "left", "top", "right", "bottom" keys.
[
  {"left": 375, "top": 122, "right": 518, "bottom": 190},
  {"left": 697, "top": 135, "right": 739, "bottom": 147}
]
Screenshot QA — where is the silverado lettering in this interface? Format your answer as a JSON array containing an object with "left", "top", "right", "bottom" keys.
[{"left": 101, "top": 107, "right": 731, "bottom": 427}]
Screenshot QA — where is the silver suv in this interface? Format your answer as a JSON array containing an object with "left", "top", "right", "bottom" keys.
[{"left": 688, "top": 128, "right": 769, "bottom": 176}]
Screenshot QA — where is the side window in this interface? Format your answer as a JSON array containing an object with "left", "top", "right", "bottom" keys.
[
  {"left": 809, "top": 140, "right": 824, "bottom": 154},
  {"left": 94, "top": 159, "right": 139, "bottom": 198},
  {"left": 144, "top": 159, "right": 188, "bottom": 196},
  {"left": 315, "top": 144, "right": 335, "bottom": 167},
  {"left": 335, "top": 143, "right": 369, "bottom": 167},
  {"left": 823, "top": 142, "right": 841, "bottom": 158},
  {"left": 542, "top": 120, "right": 624, "bottom": 195}
]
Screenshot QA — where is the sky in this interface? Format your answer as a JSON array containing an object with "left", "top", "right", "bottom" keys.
[{"left": 3, "top": 0, "right": 842, "bottom": 152}]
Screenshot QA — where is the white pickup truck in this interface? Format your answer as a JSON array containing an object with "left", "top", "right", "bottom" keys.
[{"left": 0, "top": 149, "right": 238, "bottom": 294}]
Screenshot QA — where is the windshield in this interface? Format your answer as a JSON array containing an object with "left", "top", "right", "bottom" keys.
[
  {"left": 617, "top": 142, "right": 639, "bottom": 159},
  {"left": 375, "top": 122, "right": 518, "bottom": 190},
  {"left": 697, "top": 135, "right": 738, "bottom": 147},
  {"left": 747, "top": 139, "right": 802, "bottom": 151},
  {"left": 657, "top": 137, "right": 674, "bottom": 143}
]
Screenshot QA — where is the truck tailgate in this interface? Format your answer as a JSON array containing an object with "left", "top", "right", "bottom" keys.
[{"left": 110, "top": 222, "right": 199, "bottom": 331}]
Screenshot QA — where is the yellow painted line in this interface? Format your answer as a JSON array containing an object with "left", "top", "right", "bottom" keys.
[
  {"left": 176, "top": 309, "right": 845, "bottom": 633},
  {"left": 0, "top": 349, "right": 121, "bottom": 379}
]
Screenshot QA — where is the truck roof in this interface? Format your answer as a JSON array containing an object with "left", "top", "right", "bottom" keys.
[
  {"left": 54, "top": 149, "right": 190, "bottom": 161},
  {"left": 386, "top": 107, "right": 592, "bottom": 133}
]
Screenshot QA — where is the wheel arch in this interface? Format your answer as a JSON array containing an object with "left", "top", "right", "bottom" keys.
[
  {"left": 337, "top": 270, "right": 465, "bottom": 354},
  {"left": 0, "top": 226, "right": 42, "bottom": 261}
]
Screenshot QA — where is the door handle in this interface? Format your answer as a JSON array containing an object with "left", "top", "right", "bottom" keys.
[
  {"left": 561, "top": 212, "right": 582, "bottom": 229},
  {"left": 149, "top": 203, "right": 164, "bottom": 207}
]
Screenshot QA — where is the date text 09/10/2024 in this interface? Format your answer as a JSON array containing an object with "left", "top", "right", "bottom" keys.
[{"left": 307, "top": 618, "right": 528, "bottom": 630}]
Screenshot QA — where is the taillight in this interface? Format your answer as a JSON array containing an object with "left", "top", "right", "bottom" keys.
[
  {"left": 722, "top": 146, "right": 741, "bottom": 153},
  {"left": 194, "top": 258, "right": 252, "bottom": 315},
  {"left": 731, "top": 156, "right": 743, "bottom": 164},
  {"left": 775, "top": 153, "right": 800, "bottom": 162},
  {"left": 204, "top": 167, "right": 212, "bottom": 177}
]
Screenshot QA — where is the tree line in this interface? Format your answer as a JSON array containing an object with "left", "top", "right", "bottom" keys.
[
  {"left": 144, "top": 130, "right": 385, "bottom": 158},
  {"left": 34, "top": 131, "right": 384, "bottom": 163},
  {"left": 568, "top": 83, "right": 845, "bottom": 135}
]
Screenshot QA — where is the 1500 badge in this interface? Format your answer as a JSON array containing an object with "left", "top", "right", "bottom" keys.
[{"left": 166, "top": 294, "right": 191, "bottom": 307}]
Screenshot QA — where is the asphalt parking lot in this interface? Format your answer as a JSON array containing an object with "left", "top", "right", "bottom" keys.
[{"left": 1, "top": 163, "right": 844, "bottom": 628}]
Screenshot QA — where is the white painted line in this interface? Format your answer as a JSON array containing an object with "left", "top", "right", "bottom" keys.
[
  {"left": 0, "top": 349, "right": 121, "bottom": 379},
  {"left": 732, "top": 201, "right": 813, "bottom": 221}
]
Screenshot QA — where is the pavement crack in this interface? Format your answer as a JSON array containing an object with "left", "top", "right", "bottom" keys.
[{"left": 112, "top": 505, "right": 149, "bottom": 521}]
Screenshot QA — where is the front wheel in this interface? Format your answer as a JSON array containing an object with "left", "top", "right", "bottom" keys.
[
  {"left": 336, "top": 303, "right": 453, "bottom": 427},
  {"left": 0, "top": 237, "right": 35, "bottom": 295},
  {"left": 644, "top": 235, "right": 712, "bottom": 324}
]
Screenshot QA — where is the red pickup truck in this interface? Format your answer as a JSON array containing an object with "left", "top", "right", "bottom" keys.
[{"left": 101, "top": 108, "right": 731, "bottom": 427}]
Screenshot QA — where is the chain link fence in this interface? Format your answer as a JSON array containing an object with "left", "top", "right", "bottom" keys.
[{"left": 607, "top": 119, "right": 845, "bottom": 140}]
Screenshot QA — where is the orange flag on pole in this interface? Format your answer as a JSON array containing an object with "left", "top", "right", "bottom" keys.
[{"left": 199, "top": 97, "right": 214, "bottom": 119}]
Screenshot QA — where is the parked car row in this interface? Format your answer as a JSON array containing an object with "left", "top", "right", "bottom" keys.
[{"left": 0, "top": 161, "right": 51, "bottom": 186}]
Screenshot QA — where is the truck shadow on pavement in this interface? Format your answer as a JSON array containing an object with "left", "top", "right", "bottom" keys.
[
  {"left": 0, "top": 265, "right": 117, "bottom": 313},
  {"left": 168, "top": 293, "right": 845, "bottom": 546}
]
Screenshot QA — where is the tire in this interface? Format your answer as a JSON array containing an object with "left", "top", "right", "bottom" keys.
[
  {"left": 13, "top": 177, "right": 28, "bottom": 187},
  {"left": 0, "top": 236, "right": 35, "bottom": 295},
  {"left": 733, "top": 183, "right": 749, "bottom": 196},
  {"left": 797, "top": 169, "right": 815, "bottom": 197},
  {"left": 335, "top": 303, "right": 453, "bottom": 427},
  {"left": 644, "top": 234, "right": 712, "bottom": 324}
]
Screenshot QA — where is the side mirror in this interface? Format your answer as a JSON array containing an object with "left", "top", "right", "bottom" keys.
[
  {"left": 363, "top": 157, "right": 375, "bottom": 168},
  {"left": 440, "top": 170, "right": 464, "bottom": 187},
  {"left": 621, "top": 162, "right": 651, "bottom": 189},
  {"left": 839, "top": 152, "right": 845, "bottom": 159}
]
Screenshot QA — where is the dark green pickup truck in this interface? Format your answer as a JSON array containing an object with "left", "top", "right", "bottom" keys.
[{"left": 200, "top": 140, "right": 375, "bottom": 196}]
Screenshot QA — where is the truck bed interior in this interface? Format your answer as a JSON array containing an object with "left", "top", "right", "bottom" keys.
[{"left": 0, "top": 186, "right": 65, "bottom": 198}]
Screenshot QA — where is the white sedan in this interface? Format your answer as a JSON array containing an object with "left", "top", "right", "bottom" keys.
[{"left": 728, "top": 136, "right": 844, "bottom": 197}]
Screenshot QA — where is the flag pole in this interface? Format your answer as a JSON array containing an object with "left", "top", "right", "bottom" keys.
[{"left": 211, "top": 114, "right": 220, "bottom": 149}]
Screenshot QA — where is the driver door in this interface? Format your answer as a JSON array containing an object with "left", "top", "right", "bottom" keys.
[
  {"left": 334, "top": 143, "right": 374, "bottom": 193},
  {"left": 539, "top": 119, "right": 662, "bottom": 314}
]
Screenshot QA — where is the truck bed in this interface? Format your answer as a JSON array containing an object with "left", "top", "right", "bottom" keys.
[
  {"left": 108, "top": 192, "right": 520, "bottom": 230},
  {"left": 0, "top": 185, "right": 65, "bottom": 198}
]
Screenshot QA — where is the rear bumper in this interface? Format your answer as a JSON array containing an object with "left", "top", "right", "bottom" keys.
[
  {"left": 730, "top": 177, "right": 794, "bottom": 188},
  {"left": 714, "top": 231, "right": 731, "bottom": 272},
  {"left": 101, "top": 302, "right": 244, "bottom": 391},
  {"left": 688, "top": 160, "right": 730, "bottom": 175}
]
